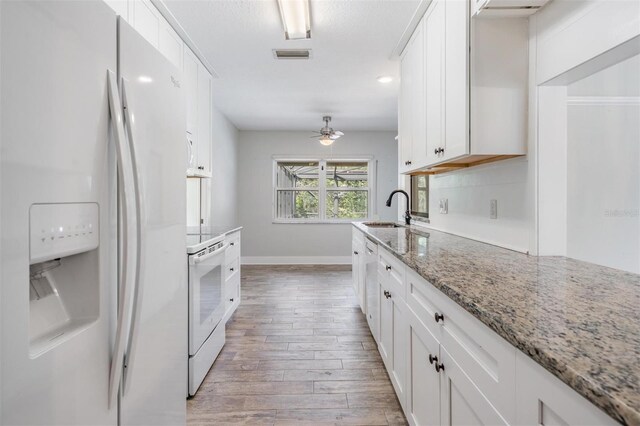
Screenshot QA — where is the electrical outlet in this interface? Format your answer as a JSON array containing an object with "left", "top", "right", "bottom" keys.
[
  {"left": 490, "top": 199, "right": 498, "bottom": 219},
  {"left": 439, "top": 198, "right": 448, "bottom": 214}
]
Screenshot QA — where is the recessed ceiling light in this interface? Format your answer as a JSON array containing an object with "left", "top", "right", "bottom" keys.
[{"left": 377, "top": 76, "right": 393, "bottom": 84}]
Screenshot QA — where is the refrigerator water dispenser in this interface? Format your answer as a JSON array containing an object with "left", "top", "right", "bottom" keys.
[{"left": 28, "top": 203, "right": 100, "bottom": 357}]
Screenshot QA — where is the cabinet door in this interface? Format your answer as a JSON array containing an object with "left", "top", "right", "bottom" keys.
[
  {"left": 379, "top": 282, "right": 408, "bottom": 410},
  {"left": 440, "top": 346, "right": 508, "bottom": 426},
  {"left": 196, "top": 66, "right": 212, "bottom": 174},
  {"left": 183, "top": 47, "right": 199, "bottom": 150},
  {"left": 406, "top": 312, "right": 441, "bottom": 426},
  {"left": 352, "top": 240, "right": 361, "bottom": 299},
  {"left": 424, "top": 0, "right": 445, "bottom": 166},
  {"left": 398, "top": 49, "right": 413, "bottom": 174},
  {"left": 390, "top": 293, "right": 408, "bottom": 410},
  {"left": 358, "top": 247, "right": 367, "bottom": 315},
  {"left": 515, "top": 352, "right": 617, "bottom": 426},
  {"left": 409, "top": 21, "right": 427, "bottom": 169},
  {"left": 379, "top": 284, "right": 393, "bottom": 367},
  {"left": 158, "top": 19, "right": 183, "bottom": 70},
  {"left": 443, "top": 0, "right": 469, "bottom": 162},
  {"left": 131, "top": 0, "right": 160, "bottom": 49}
]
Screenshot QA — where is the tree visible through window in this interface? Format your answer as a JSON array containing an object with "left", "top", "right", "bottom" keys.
[{"left": 274, "top": 159, "right": 374, "bottom": 222}]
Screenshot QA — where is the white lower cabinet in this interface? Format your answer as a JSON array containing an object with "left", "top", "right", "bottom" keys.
[
  {"left": 379, "top": 278, "right": 408, "bottom": 411},
  {"left": 406, "top": 310, "right": 441, "bottom": 426},
  {"left": 358, "top": 245, "right": 618, "bottom": 426},
  {"left": 223, "top": 231, "right": 241, "bottom": 322},
  {"left": 515, "top": 351, "right": 617, "bottom": 426},
  {"left": 352, "top": 228, "right": 366, "bottom": 313}
]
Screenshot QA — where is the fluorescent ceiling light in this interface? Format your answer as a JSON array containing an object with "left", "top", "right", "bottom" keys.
[
  {"left": 277, "top": 0, "right": 311, "bottom": 40},
  {"left": 377, "top": 76, "right": 393, "bottom": 84},
  {"left": 319, "top": 135, "right": 334, "bottom": 146}
]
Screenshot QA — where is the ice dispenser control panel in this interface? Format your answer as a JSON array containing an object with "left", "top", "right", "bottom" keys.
[{"left": 30, "top": 203, "right": 99, "bottom": 264}]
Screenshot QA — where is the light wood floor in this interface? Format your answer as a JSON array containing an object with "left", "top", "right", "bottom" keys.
[{"left": 188, "top": 265, "right": 408, "bottom": 425}]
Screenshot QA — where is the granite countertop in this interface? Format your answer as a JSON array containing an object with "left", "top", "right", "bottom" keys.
[{"left": 353, "top": 222, "right": 640, "bottom": 426}]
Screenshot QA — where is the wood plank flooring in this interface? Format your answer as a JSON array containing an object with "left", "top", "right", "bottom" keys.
[{"left": 188, "top": 265, "right": 408, "bottom": 426}]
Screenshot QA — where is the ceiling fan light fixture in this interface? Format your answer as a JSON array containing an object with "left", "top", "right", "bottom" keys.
[
  {"left": 277, "top": 0, "right": 311, "bottom": 40},
  {"left": 319, "top": 135, "right": 334, "bottom": 146}
]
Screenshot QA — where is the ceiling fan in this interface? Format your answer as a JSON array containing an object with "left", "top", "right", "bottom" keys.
[{"left": 311, "top": 116, "right": 344, "bottom": 146}]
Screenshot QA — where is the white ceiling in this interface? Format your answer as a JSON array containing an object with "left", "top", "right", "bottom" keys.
[{"left": 163, "top": 0, "right": 419, "bottom": 131}]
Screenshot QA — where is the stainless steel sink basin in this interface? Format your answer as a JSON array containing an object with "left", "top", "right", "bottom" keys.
[{"left": 362, "top": 222, "right": 405, "bottom": 228}]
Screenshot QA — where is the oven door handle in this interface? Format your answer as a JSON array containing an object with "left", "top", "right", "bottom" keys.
[{"left": 190, "top": 243, "right": 229, "bottom": 265}]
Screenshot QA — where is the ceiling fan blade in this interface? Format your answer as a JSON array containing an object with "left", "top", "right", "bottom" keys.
[
  {"left": 329, "top": 134, "right": 342, "bottom": 140},
  {"left": 333, "top": 131, "right": 344, "bottom": 136}
]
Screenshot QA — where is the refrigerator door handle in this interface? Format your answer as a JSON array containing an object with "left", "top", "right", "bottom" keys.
[
  {"left": 120, "top": 79, "right": 145, "bottom": 395},
  {"left": 106, "top": 70, "right": 139, "bottom": 409}
]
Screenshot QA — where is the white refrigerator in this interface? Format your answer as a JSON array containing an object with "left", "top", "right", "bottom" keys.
[{"left": 0, "top": 1, "right": 187, "bottom": 424}]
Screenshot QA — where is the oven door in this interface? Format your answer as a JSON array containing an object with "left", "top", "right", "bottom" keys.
[{"left": 188, "top": 243, "right": 228, "bottom": 355}]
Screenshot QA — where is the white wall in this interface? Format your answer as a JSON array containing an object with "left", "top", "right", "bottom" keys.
[
  {"left": 204, "top": 106, "right": 239, "bottom": 227},
  {"left": 566, "top": 55, "right": 639, "bottom": 273},
  {"left": 238, "top": 131, "right": 397, "bottom": 263}
]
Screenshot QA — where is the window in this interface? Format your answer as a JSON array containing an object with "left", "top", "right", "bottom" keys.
[
  {"left": 274, "top": 158, "right": 375, "bottom": 222},
  {"left": 411, "top": 175, "right": 429, "bottom": 218}
]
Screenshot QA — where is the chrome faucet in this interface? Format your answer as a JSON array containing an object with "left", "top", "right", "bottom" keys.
[{"left": 385, "top": 189, "right": 411, "bottom": 225}]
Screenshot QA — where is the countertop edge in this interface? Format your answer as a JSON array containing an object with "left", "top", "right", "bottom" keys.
[{"left": 352, "top": 222, "right": 636, "bottom": 426}]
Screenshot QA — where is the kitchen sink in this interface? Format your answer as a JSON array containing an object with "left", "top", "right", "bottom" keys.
[{"left": 362, "top": 222, "right": 405, "bottom": 228}]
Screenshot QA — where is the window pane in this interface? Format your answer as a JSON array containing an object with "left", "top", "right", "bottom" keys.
[
  {"left": 326, "top": 162, "right": 368, "bottom": 188},
  {"left": 326, "top": 190, "right": 368, "bottom": 219},
  {"left": 276, "top": 161, "right": 319, "bottom": 188},
  {"left": 276, "top": 190, "right": 319, "bottom": 219},
  {"left": 411, "top": 175, "right": 429, "bottom": 218}
]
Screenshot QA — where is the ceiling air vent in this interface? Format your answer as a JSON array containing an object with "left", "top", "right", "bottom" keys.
[{"left": 273, "top": 49, "right": 312, "bottom": 60}]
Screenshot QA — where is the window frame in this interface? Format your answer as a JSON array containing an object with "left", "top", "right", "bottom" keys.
[{"left": 272, "top": 156, "right": 376, "bottom": 224}]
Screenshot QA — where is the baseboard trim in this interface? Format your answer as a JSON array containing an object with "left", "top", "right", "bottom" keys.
[{"left": 241, "top": 256, "right": 351, "bottom": 265}]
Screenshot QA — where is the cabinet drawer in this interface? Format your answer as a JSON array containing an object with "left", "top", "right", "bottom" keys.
[
  {"left": 226, "top": 232, "right": 241, "bottom": 261},
  {"left": 406, "top": 268, "right": 445, "bottom": 341},
  {"left": 225, "top": 258, "right": 239, "bottom": 281},
  {"left": 226, "top": 272, "right": 240, "bottom": 304},
  {"left": 378, "top": 248, "right": 405, "bottom": 298}
]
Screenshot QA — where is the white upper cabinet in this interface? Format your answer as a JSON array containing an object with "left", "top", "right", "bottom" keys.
[
  {"left": 398, "top": 20, "right": 426, "bottom": 173},
  {"left": 103, "top": 0, "right": 129, "bottom": 19},
  {"left": 398, "top": 0, "right": 528, "bottom": 174},
  {"left": 398, "top": 50, "right": 413, "bottom": 174},
  {"left": 184, "top": 46, "right": 213, "bottom": 177},
  {"left": 183, "top": 48, "right": 199, "bottom": 138},
  {"left": 442, "top": 0, "right": 469, "bottom": 163},
  {"left": 130, "top": 0, "right": 160, "bottom": 49},
  {"left": 196, "top": 67, "right": 212, "bottom": 175},
  {"left": 102, "top": 0, "right": 215, "bottom": 178},
  {"left": 424, "top": 0, "right": 445, "bottom": 165},
  {"left": 158, "top": 20, "right": 183, "bottom": 70}
]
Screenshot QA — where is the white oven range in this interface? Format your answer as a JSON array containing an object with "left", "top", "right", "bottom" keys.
[{"left": 186, "top": 233, "right": 228, "bottom": 396}]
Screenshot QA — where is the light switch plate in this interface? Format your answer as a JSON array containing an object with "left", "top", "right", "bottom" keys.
[
  {"left": 439, "top": 198, "right": 448, "bottom": 214},
  {"left": 490, "top": 199, "right": 498, "bottom": 219}
]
